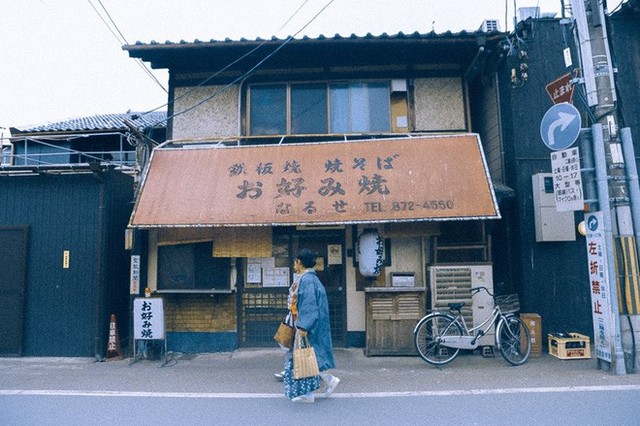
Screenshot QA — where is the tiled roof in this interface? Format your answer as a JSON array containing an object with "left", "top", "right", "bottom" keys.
[
  {"left": 127, "top": 29, "right": 495, "bottom": 49},
  {"left": 12, "top": 111, "right": 167, "bottom": 134},
  {"left": 125, "top": 29, "right": 506, "bottom": 76}
]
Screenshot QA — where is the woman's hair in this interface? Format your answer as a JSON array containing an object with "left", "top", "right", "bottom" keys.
[{"left": 296, "top": 249, "right": 317, "bottom": 268}]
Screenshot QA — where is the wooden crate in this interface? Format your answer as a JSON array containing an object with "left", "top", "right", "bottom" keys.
[
  {"left": 548, "top": 333, "right": 591, "bottom": 360},
  {"left": 365, "top": 288, "right": 426, "bottom": 356}
]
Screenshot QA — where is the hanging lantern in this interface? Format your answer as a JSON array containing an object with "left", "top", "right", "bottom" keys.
[{"left": 358, "top": 229, "right": 384, "bottom": 277}]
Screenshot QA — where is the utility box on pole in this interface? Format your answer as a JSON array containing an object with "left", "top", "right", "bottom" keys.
[{"left": 532, "top": 173, "right": 576, "bottom": 242}]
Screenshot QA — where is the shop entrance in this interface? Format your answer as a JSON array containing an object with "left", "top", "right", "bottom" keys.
[{"left": 238, "top": 228, "right": 346, "bottom": 347}]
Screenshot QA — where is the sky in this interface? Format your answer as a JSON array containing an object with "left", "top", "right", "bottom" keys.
[{"left": 0, "top": 0, "right": 625, "bottom": 132}]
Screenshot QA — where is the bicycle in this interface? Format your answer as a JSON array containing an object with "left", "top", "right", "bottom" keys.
[{"left": 413, "top": 286, "right": 531, "bottom": 366}]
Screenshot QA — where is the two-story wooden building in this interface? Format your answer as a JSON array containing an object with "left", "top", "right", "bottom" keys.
[{"left": 124, "top": 28, "right": 516, "bottom": 353}]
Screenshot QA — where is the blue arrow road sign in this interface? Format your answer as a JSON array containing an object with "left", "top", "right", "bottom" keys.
[{"left": 540, "top": 102, "right": 581, "bottom": 150}]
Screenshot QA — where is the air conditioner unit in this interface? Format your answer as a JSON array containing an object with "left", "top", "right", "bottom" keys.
[
  {"left": 479, "top": 19, "right": 500, "bottom": 32},
  {"left": 429, "top": 264, "right": 494, "bottom": 346}
]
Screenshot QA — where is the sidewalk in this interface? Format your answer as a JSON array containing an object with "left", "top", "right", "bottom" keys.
[{"left": 1, "top": 348, "right": 639, "bottom": 395}]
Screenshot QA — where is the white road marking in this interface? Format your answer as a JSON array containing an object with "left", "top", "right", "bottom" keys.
[{"left": 1, "top": 385, "right": 639, "bottom": 399}]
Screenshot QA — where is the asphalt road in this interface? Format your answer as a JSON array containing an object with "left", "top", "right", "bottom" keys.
[{"left": 1, "top": 348, "right": 640, "bottom": 425}]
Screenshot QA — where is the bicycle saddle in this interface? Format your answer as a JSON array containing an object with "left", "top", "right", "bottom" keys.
[{"left": 448, "top": 302, "right": 465, "bottom": 311}]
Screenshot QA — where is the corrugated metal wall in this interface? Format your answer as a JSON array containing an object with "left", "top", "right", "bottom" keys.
[{"left": 0, "top": 171, "right": 133, "bottom": 356}]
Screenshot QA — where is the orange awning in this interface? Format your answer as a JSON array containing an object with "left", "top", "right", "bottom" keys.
[{"left": 129, "top": 134, "right": 500, "bottom": 228}]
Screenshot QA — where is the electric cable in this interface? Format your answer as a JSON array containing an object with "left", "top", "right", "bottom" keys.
[
  {"left": 608, "top": 0, "right": 626, "bottom": 14},
  {"left": 143, "top": 0, "right": 336, "bottom": 127},
  {"left": 87, "top": 0, "right": 167, "bottom": 93},
  {"left": 138, "top": 0, "right": 313, "bottom": 115}
]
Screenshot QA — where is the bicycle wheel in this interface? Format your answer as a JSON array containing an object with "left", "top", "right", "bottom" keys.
[
  {"left": 414, "top": 313, "right": 463, "bottom": 365},
  {"left": 498, "top": 316, "right": 531, "bottom": 366}
]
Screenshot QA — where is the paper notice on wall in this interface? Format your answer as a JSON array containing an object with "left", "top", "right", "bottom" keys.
[
  {"left": 328, "top": 244, "right": 342, "bottom": 265},
  {"left": 264, "top": 267, "right": 289, "bottom": 287},
  {"left": 247, "top": 261, "right": 262, "bottom": 283}
]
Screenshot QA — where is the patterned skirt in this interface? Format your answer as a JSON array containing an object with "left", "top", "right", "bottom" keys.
[{"left": 283, "top": 350, "right": 320, "bottom": 399}]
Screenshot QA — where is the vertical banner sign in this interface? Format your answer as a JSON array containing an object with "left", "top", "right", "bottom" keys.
[
  {"left": 551, "top": 147, "right": 584, "bottom": 211},
  {"left": 130, "top": 255, "right": 141, "bottom": 295},
  {"left": 133, "top": 297, "right": 165, "bottom": 340},
  {"left": 584, "top": 212, "right": 612, "bottom": 362}
]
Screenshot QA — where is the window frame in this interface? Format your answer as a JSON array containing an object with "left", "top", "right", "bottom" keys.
[
  {"left": 247, "top": 80, "right": 393, "bottom": 136},
  {"left": 156, "top": 241, "right": 233, "bottom": 294}
]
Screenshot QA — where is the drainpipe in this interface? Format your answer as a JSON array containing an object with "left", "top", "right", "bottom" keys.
[
  {"left": 92, "top": 168, "right": 106, "bottom": 361},
  {"left": 621, "top": 128, "right": 640, "bottom": 240},
  {"left": 237, "top": 77, "right": 249, "bottom": 140},
  {"left": 621, "top": 127, "right": 639, "bottom": 371}
]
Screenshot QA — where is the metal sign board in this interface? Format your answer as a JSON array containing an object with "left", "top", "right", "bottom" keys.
[
  {"left": 584, "top": 212, "right": 613, "bottom": 362},
  {"left": 551, "top": 147, "right": 584, "bottom": 211},
  {"left": 540, "top": 102, "right": 581, "bottom": 150},
  {"left": 133, "top": 297, "right": 165, "bottom": 340},
  {"left": 130, "top": 135, "right": 500, "bottom": 227},
  {"left": 546, "top": 73, "right": 575, "bottom": 105}
]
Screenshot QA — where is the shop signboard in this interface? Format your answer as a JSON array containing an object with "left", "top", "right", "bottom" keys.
[
  {"left": 584, "top": 212, "right": 613, "bottom": 362},
  {"left": 130, "top": 135, "right": 500, "bottom": 227},
  {"left": 133, "top": 297, "right": 165, "bottom": 340}
]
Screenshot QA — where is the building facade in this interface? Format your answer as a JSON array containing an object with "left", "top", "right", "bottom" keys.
[
  {"left": 0, "top": 112, "right": 166, "bottom": 357},
  {"left": 125, "top": 29, "right": 517, "bottom": 353},
  {"left": 496, "top": 6, "right": 640, "bottom": 370}
]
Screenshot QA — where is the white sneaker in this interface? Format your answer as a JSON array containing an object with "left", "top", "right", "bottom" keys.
[
  {"left": 274, "top": 371, "right": 285, "bottom": 382},
  {"left": 291, "top": 393, "right": 315, "bottom": 403},
  {"left": 324, "top": 376, "right": 340, "bottom": 397}
]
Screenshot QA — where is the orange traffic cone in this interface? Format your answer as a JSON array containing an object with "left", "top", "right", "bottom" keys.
[{"left": 107, "top": 314, "right": 122, "bottom": 359}]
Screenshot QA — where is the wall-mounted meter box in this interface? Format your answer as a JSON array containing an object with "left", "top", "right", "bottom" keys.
[{"left": 532, "top": 173, "right": 576, "bottom": 242}]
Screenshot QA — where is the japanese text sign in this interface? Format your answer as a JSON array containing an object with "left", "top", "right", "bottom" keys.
[
  {"left": 584, "top": 212, "right": 612, "bottom": 362},
  {"left": 551, "top": 147, "right": 583, "bottom": 211},
  {"left": 545, "top": 73, "right": 575, "bottom": 105},
  {"left": 133, "top": 297, "right": 165, "bottom": 340},
  {"left": 130, "top": 135, "right": 499, "bottom": 227}
]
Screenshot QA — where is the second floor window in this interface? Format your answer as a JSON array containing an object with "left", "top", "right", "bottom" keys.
[{"left": 249, "top": 81, "right": 391, "bottom": 136}]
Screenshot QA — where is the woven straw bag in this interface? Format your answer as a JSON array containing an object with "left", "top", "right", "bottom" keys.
[{"left": 293, "top": 333, "right": 320, "bottom": 379}]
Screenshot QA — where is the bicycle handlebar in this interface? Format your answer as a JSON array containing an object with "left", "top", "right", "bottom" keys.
[{"left": 470, "top": 286, "right": 494, "bottom": 297}]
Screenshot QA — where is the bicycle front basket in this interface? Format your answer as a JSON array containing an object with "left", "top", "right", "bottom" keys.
[{"left": 495, "top": 294, "right": 520, "bottom": 314}]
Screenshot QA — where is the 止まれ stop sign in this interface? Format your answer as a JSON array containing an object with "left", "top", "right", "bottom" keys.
[{"left": 546, "top": 73, "right": 575, "bottom": 105}]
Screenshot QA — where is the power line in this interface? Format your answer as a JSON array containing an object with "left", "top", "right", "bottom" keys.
[
  {"left": 148, "top": 0, "right": 336, "bottom": 127},
  {"left": 138, "top": 0, "right": 315, "bottom": 116},
  {"left": 87, "top": 0, "right": 167, "bottom": 93},
  {"left": 96, "top": 0, "right": 129, "bottom": 45},
  {"left": 278, "top": 0, "right": 310, "bottom": 32},
  {"left": 138, "top": 0, "right": 314, "bottom": 115},
  {"left": 141, "top": 0, "right": 318, "bottom": 117}
]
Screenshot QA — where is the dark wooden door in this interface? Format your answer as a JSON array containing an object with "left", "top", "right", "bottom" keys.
[
  {"left": 296, "top": 231, "right": 346, "bottom": 346},
  {"left": 0, "top": 226, "right": 28, "bottom": 356}
]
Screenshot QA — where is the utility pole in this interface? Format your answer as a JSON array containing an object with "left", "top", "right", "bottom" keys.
[{"left": 570, "top": 0, "right": 628, "bottom": 374}]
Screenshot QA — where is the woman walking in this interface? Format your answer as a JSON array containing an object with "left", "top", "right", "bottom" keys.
[{"left": 283, "top": 249, "right": 340, "bottom": 403}]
